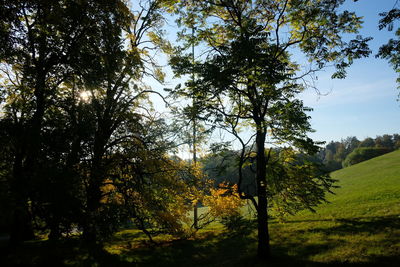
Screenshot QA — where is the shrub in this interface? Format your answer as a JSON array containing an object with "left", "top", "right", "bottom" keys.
[
  {"left": 220, "top": 214, "right": 253, "bottom": 236},
  {"left": 342, "top": 147, "right": 392, "bottom": 167}
]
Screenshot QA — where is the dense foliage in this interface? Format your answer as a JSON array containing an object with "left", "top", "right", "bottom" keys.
[
  {"left": 342, "top": 147, "right": 393, "bottom": 167},
  {"left": 0, "top": 0, "right": 193, "bottom": 244},
  {"left": 319, "top": 134, "right": 400, "bottom": 171},
  {"left": 1, "top": 0, "right": 396, "bottom": 262}
]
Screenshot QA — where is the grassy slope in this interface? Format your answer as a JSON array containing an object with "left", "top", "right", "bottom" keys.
[
  {"left": 3, "top": 151, "right": 400, "bottom": 266},
  {"left": 297, "top": 149, "right": 400, "bottom": 219},
  {"left": 268, "top": 150, "right": 400, "bottom": 265}
]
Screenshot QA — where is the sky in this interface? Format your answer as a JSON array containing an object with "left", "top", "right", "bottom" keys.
[
  {"left": 298, "top": 0, "right": 400, "bottom": 143},
  {"left": 147, "top": 0, "right": 400, "bottom": 151}
]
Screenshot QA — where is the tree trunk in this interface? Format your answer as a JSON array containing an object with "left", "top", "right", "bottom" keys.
[
  {"left": 255, "top": 127, "right": 271, "bottom": 259},
  {"left": 193, "top": 204, "right": 198, "bottom": 229},
  {"left": 9, "top": 198, "right": 35, "bottom": 246},
  {"left": 82, "top": 128, "right": 107, "bottom": 242},
  {"left": 9, "top": 66, "right": 47, "bottom": 246},
  {"left": 83, "top": 168, "right": 103, "bottom": 243}
]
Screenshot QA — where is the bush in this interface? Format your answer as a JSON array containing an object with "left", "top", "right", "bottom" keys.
[
  {"left": 220, "top": 214, "right": 253, "bottom": 236},
  {"left": 323, "top": 160, "right": 343, "bottom": 172},
  {"left": 343, "top": 147, "right": 392, "bottom": 167}
]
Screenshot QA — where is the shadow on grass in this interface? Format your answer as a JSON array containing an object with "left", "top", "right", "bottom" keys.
[
  {"left": 2, "top": 215, "right": 399, "bottom": 266},
  {"left": 1, "top": 238, "right": 132, "bottom": 267},
  {"left": 277, "top": 214, "right": 400, "bottom": 228},
  {"left": 269, "top": 215, "right": 400, "bottom": 267},
  {"left": 277, "top": 215, "right": 400, "bottom": 238},
  {"left": 111, "top": 228, "right": 259, "bottom": 266}
]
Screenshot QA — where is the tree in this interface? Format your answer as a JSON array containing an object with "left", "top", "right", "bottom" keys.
[
  {"left": 343, "top": 136, "right": 361, "bottom": 154},
  {"left": 170, "top": 0, "right": 371, "bottom": 259},
  {"left": 393, "top": 134, "right": 400, "bottom": 149},
  {"left": 99, "top": 129, "right": 196, "bottom": 241},
  {"left": 167, "top": 19, "right": 214, "bottom": 229},
  {"left": 168, "top": 84, "right": 210, "bottom": 230},
  {"left": 375, "top": 134, "right": 395, "bottom": 149},
  {"left": 0, "top": 119, "right": 13, "bottom": 233},
  {"left": 203, "top": 182, "right": 244, "bottom": 224},
  {"left": 0, "top": 0, "right": 174, "bottom": 244},
  {"left": 54, "top": 0, "right": 172, "bottom": 242},
  {"left": 267, "top": 148, "right": 335, "bottom": 219},
  {"left": 359, "top": 137, "right": 375, "bottom": 148},
  {"left": 0, "top": 0, "right": 118, "bottom": 244},
  {"left": 334, "top": 143, "right": 347, "bottom": 163},
  {"left": 202, "top": 149, "right": 256, "bottom": 195},
  {"left": 343, "top": 147, "right": 392, "bottom": 167},
  {"left": 321, "top": 141, "right": 343, "bottom": 172}
]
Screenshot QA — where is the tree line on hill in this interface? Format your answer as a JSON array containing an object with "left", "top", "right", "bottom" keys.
[
  {"left": 0, "top": 0, "right": 397, "bottom": 261},
  {"left": 318, "top": 134, "right": 400, "bottom": 172}
]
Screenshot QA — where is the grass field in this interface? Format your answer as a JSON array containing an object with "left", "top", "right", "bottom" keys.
[
  {"left": 2, "top": 150, "right": 400, "bottom": 266},
  {"left": 265, "top": 149, "right": 400, "bottom": 265}
]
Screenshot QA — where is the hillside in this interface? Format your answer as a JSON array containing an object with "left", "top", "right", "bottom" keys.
[
  {"left": 291, "top": 149, "right": 400, "bottom": 220},
  {"left": 267, "top": 149, "right": 400, "bottom": 264}
]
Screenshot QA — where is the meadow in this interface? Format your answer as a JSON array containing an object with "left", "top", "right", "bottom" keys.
[{"left": 2, "top": 150, "right": 400, "bottom": 266}]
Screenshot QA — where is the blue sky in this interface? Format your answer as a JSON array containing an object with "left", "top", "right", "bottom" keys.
[
  {"left": 149, "top": 0, "right": 400, "bottom": 149},
  {"left": 299, "top": 0, "right": 400, "bottom": 143}
]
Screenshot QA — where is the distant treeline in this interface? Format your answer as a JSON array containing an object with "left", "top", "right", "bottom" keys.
[
  {"left": 201, "top": 134, "right": 400, "bottom": 195},
  {"left": 318, "top": 134, "right": 400, "bottom": 172}
]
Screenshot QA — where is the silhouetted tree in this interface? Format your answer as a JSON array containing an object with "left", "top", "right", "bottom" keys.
[{"left": 0, "top": 0, "right": 118, "bottom": 244}]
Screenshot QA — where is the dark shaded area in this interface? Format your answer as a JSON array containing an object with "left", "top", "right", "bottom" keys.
[
  {"left": 342, "top": 147, "right": 393, "bottom": 167},
  {"left": 1, "top": 238, "right": 131, "bottom": 267},
  {"left": 312, "top": 216, "right": 400, "bottom": 235},
  {"left": 2, "top": 215, "right": 399, "bottom": 266}
]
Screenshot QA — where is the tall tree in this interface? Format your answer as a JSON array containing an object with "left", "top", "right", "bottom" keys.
[
  {"left": 171, "top": 0, "right": 371, "bottom": 259},
  {"left": 168, "top": 21, "right": 211, "bottom": 230},
  {"left": 57, "top": 0, "right": 170, "bottom": 242},
  {"left": 0, "top": 0, "right": 114, "bottom": 244},
  {"left": 0, "top": 0, "right": 170, "bottom": 244}
]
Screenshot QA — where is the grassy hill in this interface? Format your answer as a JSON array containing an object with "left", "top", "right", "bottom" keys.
[
  {"left": 293, "top": 149, "right": 400, "bottom": 219},
  {"left": 266, "top": 149, "right": 400, "bottom": 265},
  {"left": 3, "top": 150, "right": 400, "bottom": 266}
]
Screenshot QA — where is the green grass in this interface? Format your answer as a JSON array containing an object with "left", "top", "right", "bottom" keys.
[
  {"left": 293, "top": 149, "right": 400, "bottom": 219},
  {"left": 267, "top": 149, "right": 400, "bottom": 265},
  {"left": 3, "top": 150, "right": 400, "bottom": 266}
]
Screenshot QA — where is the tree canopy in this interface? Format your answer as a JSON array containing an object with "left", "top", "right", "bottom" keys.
[{"left": 169, "top": 0, "right": 371, "bottom": 259}]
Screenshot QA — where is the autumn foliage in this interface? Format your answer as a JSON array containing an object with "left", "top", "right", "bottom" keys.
[{"left": 203, "top": 183, "right": 244, "bottom": 221}]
